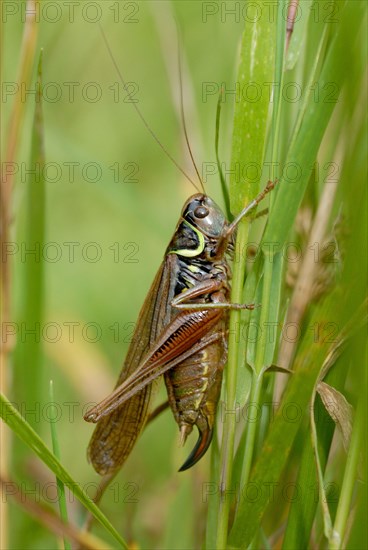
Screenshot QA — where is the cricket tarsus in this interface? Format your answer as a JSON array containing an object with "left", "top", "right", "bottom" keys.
[{"left": 226, "top": 179, "right": 277, "bottom": 236}]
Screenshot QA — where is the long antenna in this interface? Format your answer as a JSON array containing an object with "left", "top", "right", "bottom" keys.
[
  {"left": 215, "top": 88, "right": 231, "bottom": 219},
  {"left": 98, "top": 24, "right": 201, "bottom": 193},
  {"left": 176, "top": 31, "right": 205, "bottom": 193}
]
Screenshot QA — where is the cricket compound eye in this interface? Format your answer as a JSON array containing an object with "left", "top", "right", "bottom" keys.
[{"left": 194, "top": 206, "right": 209, "bottom": 219}]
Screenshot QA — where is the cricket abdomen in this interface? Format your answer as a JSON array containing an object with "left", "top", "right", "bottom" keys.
[{"left": 164, "top": 321, "right": 226, "bottom": 470}]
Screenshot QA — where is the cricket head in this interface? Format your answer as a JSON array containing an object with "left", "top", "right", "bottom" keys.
[{"left": 182, "top": 194, "right": 227, "bottom": 238}]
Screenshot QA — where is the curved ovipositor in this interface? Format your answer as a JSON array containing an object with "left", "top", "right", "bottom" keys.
[{"left": 179, "top": 425, "right": 214, "bottom": 472}]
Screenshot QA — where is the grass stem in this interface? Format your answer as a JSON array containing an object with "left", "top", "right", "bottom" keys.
[{"left": 215, "top": 220, "right": 250, "bottom": 548}]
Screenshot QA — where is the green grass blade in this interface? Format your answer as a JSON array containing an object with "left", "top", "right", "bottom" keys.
[
  {"left": 49, "top": 381, "right": 71, "bottom": 550},
  {"left": 13, "top": 49, "right": 46, "bottom": 423},
  {"left": 262, "top": 252, "right": 284, "bottom": 367},
  {"left": 263, "top": 0, "right": 366, "bottom": 250},
  {"left": 330, "top": 395, "right": 364, "bottom": 549},
  {"left": 269, "top": 0, "right": 288, "bottom": 171},
  {"left": 213, "top": 2, "right": 277, "bottom": 547},
  {"left": 282, "top": 370, "right": 338, "bottom": 549},
  {"left": 285, "top": 0, "right": 313, "bottom": 70},
  {"left": 232, "top": 4, "right": 287, "bottom": 541},
  {"left": 229, "top": 292, "right": 343, "bottom": 547},
  {"left": 229, "top": 2, "right": 276, "bottom": 213},
  {"left": 0, "top": 393, "right": 127, "bottom": 549}
]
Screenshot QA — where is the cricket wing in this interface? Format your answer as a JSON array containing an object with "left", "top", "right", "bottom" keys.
[{"left": 87, "top": 257, "right": 176, "bottom": 475}]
